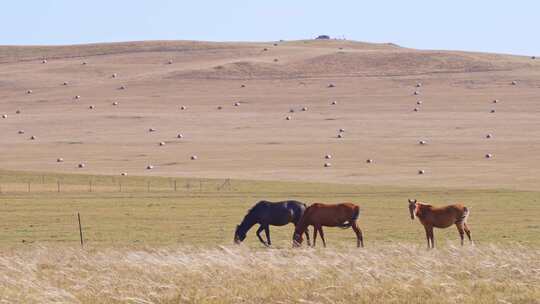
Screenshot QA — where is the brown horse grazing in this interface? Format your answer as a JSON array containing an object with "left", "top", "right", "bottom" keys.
[
  {"left": 293, "top": 203, "right": 363, "bottom": 248},
  {"left": 408, "top": 199, "right": 472, "bottom": 248}
]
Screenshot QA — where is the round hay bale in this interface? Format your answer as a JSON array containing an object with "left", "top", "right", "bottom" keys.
[
  {"left": 413, "top": 107, "right": 419, "bottom": 112},
  {"left": 146, "top": 165, "right": 154, "bottom": 170},
  {"left": 82, "top": 61, "right": 87, "bottom": 65},
  {"left": 112, "top": 73, "right": 117, "bottom": 78},
  {"left": 190, "top": 155, "right": 198, "bottom": 160},
  {"left": 88, "top": 105, "right": 95, "bottom": 110},
  {"left": 325, "top": 154, "right": 332, "bottom": 159},
  {"left": 121, "top": 172, "right": 128, "bottom": 176},
  {"left": 532, "top": 56, "right": 536, "bottom": 60},
  {"left": 18, "top": 130, "right": 25, "bottom": 134},
  {"left": 30, "top": 135, "right": 36, "bottom": 140},
  {"left": 418, "top": 169, "right": 425, "bottom": 175},
  {"left": 74, "top": 95, "right": 81, "bottom": 100},
  {"left": 331, "top": 101, "right": 337, "bottom": 105},
  {"left": 273, "top": 58, "right": 279, "bottom": 62},
  {"left": 337, "top": 134, "right": 343, "bottom": 138},
  {"left": 234, "top": 102, "right": 241, "bottom": 107},
  {"left": 180, "top": 106, "right": 187, "bottom": 110},
  {"left": 1, "top": 114, "right": 7, "bottom": 119},
  {"left": 490, "top": 109, "right": 496, "bottom": 113},
  {"left": 26, "top": 90, "right": 33, "bottom": 94},
  {"left": 56, "top": 158, "right": 64, "bottom": 163},
  {"left": 263, "top": 48, "right": 268, "bottom": 51},
  {"left": 339, "top": 128, "right": 345, "bottom": 133},
  {"left": 176, "top": 133, "right": 184, "bottom": 139},
  {"left": 493, "top": 99, "right": 499, "bottom": 104},
  {"left": 286, "top": 116, "right": 292, "bottom": 120},
  {"left": 419, "top": 140, "right": 427, "bottom": 145},
  {"left": 217, "top": 106, "right": 223, "bottom": 110},
  {"left": 366, "top": 159, "right": 373, "bottom": 164},
  {"left": 486, "top": 133, "right": 493, "bottom": 139},
  {"left": 485, "top": 153, "right": 493, "bottom": 159},
  {"left": 324, "top": 163, "right": 332, "bottom": 167},
  {"left": 168, "top": 60, "right": 173, "bottom": 64},
  {"left": 416, "top": 101, "right": 423, "bottom": 105},
  {"left": 159, "top": 141, "right": 166, "bottom": 146},
  {"left": 302, "top": 107, "right": 308, "bottom": 111},
  {"left": 416, "top": 82, "right": 422, "bottom": 88},
  {"left": 273, "top": 43, "right": 278, "bottom": 46},
  {"left": 63, "top": 81, "right": 69, "bottom": 86},
  {"left": 78, "top": 163, "right": 85, "bottom": 168},
  {"left": 15, "top": 110, "right": 21, "bottom": 114},
  {"left": 112, "top": 101, "right": 119, "bottom": 106},
  {"left": 328, "top": 83, "right": 335, "bottom": 88},
  {"left": 289, "top": 109, "right": 295, "bottom": 113},
  {"left": 413, "top": 91, "right": 420, "bottom": 95},
  {"left": 119, "top": 85, "right": 126, "bottom": 90},
  {"left": 241, "top": 84, "right": 246, "bottom": 88},
  {"left": 42, "top": 59, "right": 47, "bottom": 64},
  {"left": 149, "top": 128, "right": 157, "bottom": 132},
  {"left": 511, "top": 81, "right": 517, "bottom": 85}
]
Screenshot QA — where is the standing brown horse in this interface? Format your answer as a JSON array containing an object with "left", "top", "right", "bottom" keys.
[
  {"left": 408, "top": 199, "right": 472, "bottom": 248},
  {"left": 293, "top": 203, "right": 363, "bottom": 248}
]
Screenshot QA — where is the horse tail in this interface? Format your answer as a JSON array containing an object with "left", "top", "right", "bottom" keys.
[
  {"left": 456, "top": 206, "right": 470, "bottom": 225},
  {"left": 338, "top": 206, "right": 360, "bottom": 229}
]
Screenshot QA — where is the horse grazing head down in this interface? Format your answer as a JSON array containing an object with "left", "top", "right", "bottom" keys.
[
  {"left": 234, "top": 225, "right": 247, "bottom": 244},
  {"left": 408, "top": 199, "right": 418, "bottom": 220},
  {"left": 292, "top": 231, "right": 303, "bottom": 247}
]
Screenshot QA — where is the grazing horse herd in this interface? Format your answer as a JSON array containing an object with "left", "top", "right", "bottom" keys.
[{"left": 235, "top": 200, "right": 473, "bottom": 248}]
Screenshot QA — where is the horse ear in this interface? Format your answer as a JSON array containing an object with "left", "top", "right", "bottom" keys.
[{"left": 408, "top": 199, "right": 416, "bottom": 204}]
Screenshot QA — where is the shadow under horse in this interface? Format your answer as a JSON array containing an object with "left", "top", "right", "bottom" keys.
[{"left": 234, "top": 200, "right": 310, "bottom": 246}]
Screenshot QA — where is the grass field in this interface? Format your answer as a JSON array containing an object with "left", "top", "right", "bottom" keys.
[
  {"left": 1, "top": 170, "right": 540, "bottom": 247},
  {"left": 1, "top": 170, "right": 540, "bottom": 303}
]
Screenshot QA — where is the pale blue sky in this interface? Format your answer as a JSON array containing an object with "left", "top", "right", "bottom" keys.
[{"left": 1, "top": 0, "right": 538, "bottom": 55}]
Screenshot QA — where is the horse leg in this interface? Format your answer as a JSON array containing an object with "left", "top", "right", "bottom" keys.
[
  {"left": 312, "top": 226, "right": 318, "bottom": 247},
  {"left": 456, "top": 224, "right": 465, "bottom": 246},
  {"left": 318, "top": 226, "right": 326, "bottom": 248},
  {"left": 256, "top": 225, "right": 268, "bottom": 247},
  {"left": 464, "top": 223, "right": 473, "bottom": 245},
  {"left": 352, "top": 222, "right": 364, "bottom": 248},
  {"left": 429, "top": 227, "right": 435, "bottom": 249},
  {"left": 264, "top": 225, "right": 271, "bottom": 246},
  {"left": 423, "top": 225, "right": 431, "bottom": 249},
  {"left": 304, "top": 227, "right": 311, "bottom": 247}
]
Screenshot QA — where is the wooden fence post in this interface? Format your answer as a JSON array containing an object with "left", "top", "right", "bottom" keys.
[
  {"left": 77, "top": 212, "right": 84, "bottom": 248},
  {"left": 57, "top": 180, "right": 61, "bottom": 193}
]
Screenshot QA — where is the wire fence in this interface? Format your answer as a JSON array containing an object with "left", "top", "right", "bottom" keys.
[{"left": 0, "top": 176, "right": 235, "bottom": 194}]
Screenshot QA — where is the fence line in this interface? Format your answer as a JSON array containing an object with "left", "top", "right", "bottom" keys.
[{"left": 0, "top": 178, "right": 237, "bottom": 195}]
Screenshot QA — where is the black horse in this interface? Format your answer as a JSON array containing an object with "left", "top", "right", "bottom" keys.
[{"left": 234, "top": 200, "right": 310, "bottom": 246}]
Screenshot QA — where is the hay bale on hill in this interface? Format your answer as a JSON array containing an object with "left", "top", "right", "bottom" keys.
[
  {"left": 324, "top": 163, "right": 332, "bottom": 167},
  {"left": 190, "top": 155, "right": 198, "bottom": 160},
  {"left": 146, "top": 165, "right": 154, "bottom": 170},
  {"left": 176, "top": 133, "right": 184, "bottom": 139},
  {"left": 78, "top": 163, "right": 85, "bottom": 168},
  {"left": 180, "top": 106, "right": 187, "bottom": 110},
  {"left": 57, "top": 158, "right": 64, "bottom": 163},
  {"left": 486, "top": 133, "right": 493, "bottom": 139},
  {"left": 286, "top": 116, "right": 292, "bottom": 120},
  {"left": 418, "top": 169, "right": 425, "bottom": 175},
  {"left": 1, "top": 114, "right": 7, "bottom": 119},
  {"left": 328, "top": 83, "right": 336, "bottom": 88},
  {"left": 30, "top": 135, "right": 36, "bottom": 140},
  {"left": 366, "top": 159, "right": 373, "bottom": 164},
  {"left": 26, "top": 90, "right": 33, "bottom": 94},
  {"left": 485, "top": 153, "right": 493, "bottom": 159},
  {"left": 325, "top": 154, "right": 332, "bottom": 159},
  {"left": 302, "top": 107, "right": 308, "bottom": 111}
]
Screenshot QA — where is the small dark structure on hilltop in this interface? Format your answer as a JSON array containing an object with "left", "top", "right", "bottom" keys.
[{"left": 316, "top": 35, "right": 330, "bottom": 40}]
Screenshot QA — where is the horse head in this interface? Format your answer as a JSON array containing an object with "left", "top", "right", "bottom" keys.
[
  {"left": 408, "top": 199, "right": 418, "bottom": 220},
  {"left": 234, "top": 225, "right": 247, "bottom": 244},
  {"left": 292, "top": 232, "right": 303, "bottom": 247}
]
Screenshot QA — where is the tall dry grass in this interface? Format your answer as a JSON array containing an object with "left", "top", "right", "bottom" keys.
[{"left": 0, "top": 244, "right": 538, "bottom": 304}]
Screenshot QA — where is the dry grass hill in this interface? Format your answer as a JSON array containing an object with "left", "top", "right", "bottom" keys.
[{"left": 1, "top": 39, "right": 540, "bottom": 190}]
